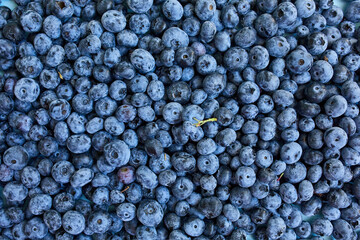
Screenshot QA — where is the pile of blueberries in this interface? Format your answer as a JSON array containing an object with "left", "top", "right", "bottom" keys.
[{"left": 2, "top": 0, "right": 360, "bottom": 239}]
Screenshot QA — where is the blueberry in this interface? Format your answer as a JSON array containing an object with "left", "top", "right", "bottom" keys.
[
  {"left": 136, "top": 199, "right": 163, "bottom": 227},
  {"left": 223, "top": 47, "right": 248, "bottom": 71},
  {"left": 3, "top": 182, "right": 28, "bottom": 203},
  {"left": 70, "top": 168, "right": 94, "bottom": 188},
  {"left": 20, "top": 10, "right": 42, "bottom": 33},
  {"left": 66, "top": 134, "right": 91, "bottom": 154},
  {"left": 333, "top": 219, "right": 356, "bottom": 240},
  {"left": 101, "top": 10, "right": 126, "bottom": 33},
  {"left": 195, "top": 0, "right": 216, "bottom": 20},
  {"left": 162, "top": 27, "right": 189, "bottom": 49},
  {"left": 235, "top": 166, "right": 256, "bottom": 188},
  {"left": 248, "top": 45, "right": 270, "bottom": 70},
  {"left": 333, "top": 38, "right": 352, "bottom": 56},
  {"left": 286, "top": 49, "right": 313, "bottom": 74},
  {"left": 308, "top": 218, "right": 332, "bottom": 238},
  {"left": 267, "top": 37, "right": 291, "bottom": 59},
  {"left": 162, "top": 0, "right": 183, "bottom": 21},
  {"left": 33, "top": 33, "right": 52, "bottom": 56},
  {"left": 127, "top": 0, "right": 153, "bottom": 13},
  {"left": 345, "top": 1, "right": 360, "bottom": 23},
  {"left": 73, "top": 56, "right": 94, "bottom": 77},
  {"left": 15, "top": 56, "right": 43, "bottom": 78},
  {"left": 195, "top": 137, "right": 215, "bottom": 155},
  {"left": 24, "top": 217, "right": 48, "bottom": 239},
  {"left": 3, "top": 146, "right": 29, "bottom": 171},
  {"left": 88, "top": 211, "right": 112, "bottom": 233},
  {"left": 62, "top": 211, "right": 85, "bottom": 235},
  {"left": 0, "top": 0, "right": 359, "bottom": 238},
  {"left": 310, "top": 60, "right": 333, "bottom": 84},
  {"left": 103, "top": 139, "right": 130, "bottom": 167},
  {"left": 230, "top": 187, "right": 252, "bottom": 208},
  {"left": 130, "top": 49, "right": 155, "bottom": 74},
  {"left": 28, "top": 194, "right": 52, "bottom": 216}
]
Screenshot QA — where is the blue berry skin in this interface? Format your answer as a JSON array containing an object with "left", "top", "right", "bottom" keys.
[
  {"left": 88, "top": 211, "right": 112, "bottom": 233},
  {"left": 256, "top": 70, "right": 280, "bottom": 92},
  {"left": 199, "top": 20, "right": 217, "bottom": 43},
  {"left": 101, "top": 10, "right": 126, "bottom": 33},
  {"left": 254, "top": 14, "right": 278, "bottom": 38},
  {"left": 136, "top": 199, "right": 164, "bottom": 227},
  {"left": 70, "top": 168, "right": 94, "bottom": 188},
  {"left": 162, "top": 27, "right": 189, "bottom": 50},
  {"left": 28, "top": 194, "right": 52, "bottom": 215},
  {"left": 333, "top": 38, "right": 353, "bottom": 56},
  {"left": 324, "top": 126, "right": 348, "bottom": 150},
  {"left": 129, "top": 14, "right": 150, "bottom": 35},
  {"left": 33, "top": 33, "right": 52, "bottom": 55},
  {"left": 196, "top": 54, "right": 217, "bottom": 75},
  {"left": 162, "top": 0, "right": 183, "bottom": 21},
  {"left": 14, "top": 78, "right": 40, "bottom": 103},
  {"left": 256, "top": 0, "right": 277, "bottom": 13},
  {"left": 214, "top": 31, "right": 231, "bottom": 52},
  {"left": 43, "top": 209, "right": 61, "bottom": 232},
  {"left": 273, "top": 2, "right": 298, "bottom": 29},
  {"left": 237, "top": 81, "right": 260, "bottom": 104},
  {"left": 286, "top": 49, "right": 313, "bottom": 74},
  {"left": 323, "top": 6, "right": 344, "bottom": 26},
  {"left": 3, "top": 146, "right": 29, "bottom": 171},
  {"left": 15, "top": 56, "right": 43, "bottom": 78},
  {"left": 62, "top": 210, "right": 86, "bottom": 235},
  {"left": 21, "top": 166, "right": 41, "bottom": 189},
  {"left": 306, "top": 32, "right": 329, "bottom": 55},
  {"left": 46, "top": 45, "right": 65, "bottom": 67},
  {"left": 249, "top": 46, "right": 270, "bottom": 70},
  {"left": 1, "top": 0, "right": 360, "bottom": 238},
  {"left": 234, "top": 27, "right": 257, "bottom": 49},
  {"left": 24, "top": 217, "right": 48, "bottom": 239},
  {"left": 284, "top": 162, "right": 307, "bottom": 184},
  {"left": 20, "top": 10, "right": 42, "bottom": 33},
  {"left": 332, "top": 219, "right": 356, "bottom": 239},
  {"left": 266, "top": 217, "right": 286, "bottom": 239},
  {"left": 235, "top": 166, "right": 256, "bottom": 188},
  {"left": 345, "top": 1, "right": 360, "bottom": 23},
  {"left": 322, "top": 204, "right": 341, "bottom": 221},
  {"left": 162, "top": 102, "right": 183, "bottom": 124},
  {"left": 223, "top": 47, "right": 248, "bottom": 71},
  {"left": 195, "top": 0, "right": 216, "bottom": 21},
  {"left": 61, "top": 22, "right": 81, "bottom": 42},
  {"left": 3, "top": 181, "right": 28, "bottom": 203},
  {"left": 266, "top": 36, "right": 290, "bottom": 58},
  {"left": 295, "top": 221, "right": 311, "bottom": 238},
  {"left": 130, "top": 49, "right": 155, "bottom": 74},
  {"left": 103, "top": 139, "right": 130, "bottom": 167},
  {"left": 310, "top": 60, "right": 333, "bottom": 83},
  {"left": 127, "top": 0, "right": 153, "bottom": 13},
  {"left": 66, "top": 134, "right": 91, "bottom": 154},
  {"left": 74, "top": 56, "right": 94, "bottom": 77},
  {"left": 304, "top": 13, "right": 327, "bottom": 33},
  {"left": 312, "top": 218, "right": 333, "bottom": 237}
]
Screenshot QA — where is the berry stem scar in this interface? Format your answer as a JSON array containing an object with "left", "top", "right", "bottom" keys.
[{"left": 192, "top": 117, "right": 217, "bottom": 127}]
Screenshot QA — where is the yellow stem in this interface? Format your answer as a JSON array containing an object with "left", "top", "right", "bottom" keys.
[
  {"left": 192, "top": 117, "right": 217, "bottom": 127},
  {"left": 58, "top": 72, "right": 63, "bottom": 80},
  {"left": 121, "top": 186, "right": 130, "bottom": 193},
  {"left": 277, "top": 173, "right": 284, "bottom": 181}
]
